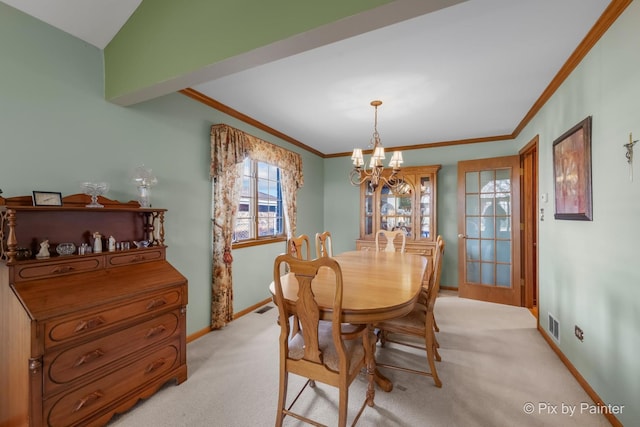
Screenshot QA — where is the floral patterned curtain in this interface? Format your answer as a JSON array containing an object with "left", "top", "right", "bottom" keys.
[{"left": 210, "top": 124, "right": 303, "bottom": 329}]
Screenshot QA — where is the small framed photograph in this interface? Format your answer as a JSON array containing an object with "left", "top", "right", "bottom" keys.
[
  {"left": 552, "top": 116, "right": 592, "bottom": 220},
  {"left": 32, "top": 191, "right": 63, "bottom": 206}
]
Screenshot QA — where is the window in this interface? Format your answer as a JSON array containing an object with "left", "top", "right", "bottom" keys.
[{"left": 233, "top": 158, "right": 285, "bottom": 244}]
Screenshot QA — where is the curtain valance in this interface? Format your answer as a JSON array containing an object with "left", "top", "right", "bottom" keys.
[{"left": 210, "top": 124, "right": 304, "bottom": 189}]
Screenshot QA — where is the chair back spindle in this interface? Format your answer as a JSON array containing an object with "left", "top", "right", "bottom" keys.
[
  {"left": 288, "top": 234, "right": 311, "bottom": 260},
  {"left": 315, "top": 231, "right": 333, "bottom": 258},
  {"left": 375, "top": 229, "right": 406, "bottom": 253}
]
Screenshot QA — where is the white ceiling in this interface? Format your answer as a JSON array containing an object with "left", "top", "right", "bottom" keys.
[
  {"left": 3, "top": 0, "right": 611, "bottom": 156},
  {"left": 2, "top": 0, "right": 142, "bottom": 49}
]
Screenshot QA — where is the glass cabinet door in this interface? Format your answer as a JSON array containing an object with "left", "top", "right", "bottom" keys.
[
  {"left": 419, "top": 176, "right": 433, "bottom": 239},
  {"left": 379, "top": 183, "right": 413, "bottom": 237},
  {"left": 363, "top": 180, "right": 374, "bottom": 236}
]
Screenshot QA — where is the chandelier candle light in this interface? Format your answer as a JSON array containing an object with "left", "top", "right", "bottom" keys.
[{"left": 350, "top": 100, "right": 404, "bottom": 192}]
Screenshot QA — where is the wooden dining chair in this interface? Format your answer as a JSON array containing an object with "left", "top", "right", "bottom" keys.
[
  {"left": 432, "top": 235, "right": 444, "bottom": 334},
  {"left": 375, "top": 237, "right": 445, "bottom": 387},
  {"left": 288, "top": 234, "right": 311, "bottom": 260},
  {"left": 375, "top": 229, "right": 406, "bottom": 253},
  {"left": 272, "top": 253, "right": 371, "bottom": 427},
  {"left": 315, "top": 231, "right": 333, "bottom": 257},
  {"left": 418, "top": 235, "right": 445, "bottom": 360}
]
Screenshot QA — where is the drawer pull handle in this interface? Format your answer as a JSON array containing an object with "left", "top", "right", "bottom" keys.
[
  {"left": 130, "top": 255, "right": 145, "bottom": 262},
  {"left": 74, "top": 316, "right": 106, "bottom": 333},
  {"left": 146, "top": 298, "right": 167, "bottom": 310},
  {"left": 145, "top": 358, "right": 167, "bottom": 374},
  {"left": 145, "top": 325, "right": 167, "bottom": 339},
  {"left": 73, "top": 349, "right": 105, "bottom": 367},
  {"left": 73, "top": 390, "right": 104, "bottom": 413},
  {"left": 52, "top": 265, "right": 75, "bottom": 274}
]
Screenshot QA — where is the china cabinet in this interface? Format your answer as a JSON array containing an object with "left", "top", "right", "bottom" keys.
[
  {"left": 0, "top": 194, "right": 187, "bottom": 427},
  {"left": 356, "top": 165, "right": 441, "bottom": 258}
]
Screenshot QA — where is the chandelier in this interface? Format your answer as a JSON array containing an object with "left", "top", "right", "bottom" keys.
[{"left": 349, "top": 100, "right": 405, "bottom": 192}]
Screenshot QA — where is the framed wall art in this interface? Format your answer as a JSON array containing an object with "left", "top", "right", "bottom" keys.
[{"left": 552, "top": 116, "right": 592, "bottom": 220}]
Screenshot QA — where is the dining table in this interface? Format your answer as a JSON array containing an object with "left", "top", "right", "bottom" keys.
[{"left": 270, "top": 249, "right": 429, "bottom": 406}]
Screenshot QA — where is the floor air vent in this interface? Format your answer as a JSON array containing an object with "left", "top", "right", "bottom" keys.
[
  {"left": 548, "top": 313, "right": 560, "bottom": 342},
  {"left": 255, "top": 305, "right": 274, "bottom": 314}
]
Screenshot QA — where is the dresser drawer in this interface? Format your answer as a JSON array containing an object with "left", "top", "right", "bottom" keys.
[
  {"left": 44, "top": 342, "right": 180, "bottom": 427},
  {"left": 14, "top": 257, "right": 103, "bottom": 281},
  {"left": 45, "top": 288, "right": 183, "bottom": 348},
  {"left": 45, "top": 311, "right": 180, "bottom": 394},
  {"left": 107, "top": 248, "right": 164, "bottom": 267}
]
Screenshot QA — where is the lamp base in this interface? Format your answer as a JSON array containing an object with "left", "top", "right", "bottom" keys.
[{"left": 137, "top": 186, "right": 152, "bottom": 208}]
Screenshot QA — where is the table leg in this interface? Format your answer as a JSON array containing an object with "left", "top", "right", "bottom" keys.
[
  {"left": 363, "top": 324, "right": 376, "bottom": 406},
  {"left": 365, "top": 325, "right": 393, "bottom": 393},
  {"left": 363, "top": 324, "right": 395, "bottom": 407},
  {"left": 374, "top": 368, "right": 393, "bottom": 392}
]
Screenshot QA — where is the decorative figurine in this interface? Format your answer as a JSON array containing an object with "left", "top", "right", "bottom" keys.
[
  {"left": 36, "top": 239, "right": 50, "bottom": 259},
  {"left": 108, "top": 235, "right": 116, "bottom": 252},
  {"left": 133, "top": 240, "right": 149, "bottom": 248},
  {"left": 93, "top": 232, "right": 103, "bottom": 253}
]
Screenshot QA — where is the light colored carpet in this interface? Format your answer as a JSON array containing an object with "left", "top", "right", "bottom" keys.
[{"left": 108, "top": 292, "right": 609, "bottom": 427}]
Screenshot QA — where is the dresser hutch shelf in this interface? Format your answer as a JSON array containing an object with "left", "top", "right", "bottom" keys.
[{"left": 0, "top": 193, "right": 188, "bottom": 427}]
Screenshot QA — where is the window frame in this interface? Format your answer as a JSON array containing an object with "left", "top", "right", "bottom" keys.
[{"left": 232, "top": 158, "right": 287, "bottom": 248}]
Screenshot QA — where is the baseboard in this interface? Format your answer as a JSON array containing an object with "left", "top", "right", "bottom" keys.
[
  {"left": 233, "top": 297, "right": 272, "bottom": 319},
  {"left": 186, "top": 298, "right": 272, "bottom": 344},
  {"left": 186, "top": 326, "right": 211, "bottom": 344},
  {"left": 537, "top": 325, "right": 622, "bottom": 427},
  {"left": 440, "top": 285, "right": 458, "bottom": 291}
]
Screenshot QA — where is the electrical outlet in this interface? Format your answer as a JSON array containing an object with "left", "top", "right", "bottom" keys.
[{"left": 575, "top": 325, "right": 584, "bottom": 341}]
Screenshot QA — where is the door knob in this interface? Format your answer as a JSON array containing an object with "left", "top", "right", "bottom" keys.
[{"left": 457, "top": 234, "right": 467, "bottom": 239}]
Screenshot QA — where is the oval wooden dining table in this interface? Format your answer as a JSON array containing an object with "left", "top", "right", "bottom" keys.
[{"left": 270, "top": 250, "right": 429, "bottom": 406}]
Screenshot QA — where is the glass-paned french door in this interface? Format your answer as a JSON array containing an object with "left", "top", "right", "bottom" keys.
[{"left": 458, "top": 156, "right": 521, "bottom": 306}]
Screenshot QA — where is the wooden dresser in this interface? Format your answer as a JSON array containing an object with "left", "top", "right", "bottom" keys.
[{"left": 0, "top": 194, "right": 188, "bottom": 427}]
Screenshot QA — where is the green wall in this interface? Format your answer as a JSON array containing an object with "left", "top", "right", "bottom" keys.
[
  {"left": 0, "top": 2, "right": 324, "bottom": 338},
  {"left": 514, "top": 3, "right": 640, "bottom": 423},
  {"left": 2, "top": 1, "right": 639, "bottom": 424}
]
